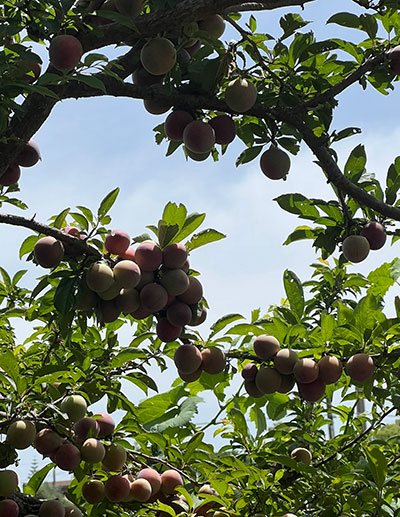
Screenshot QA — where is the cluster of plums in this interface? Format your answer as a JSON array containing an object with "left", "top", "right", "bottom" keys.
[
  {"left": 0, "top": 139, "right": 41, "bottom": 187},
  {"left": 342, "top": 221, "right": 386, "bottom": 263},
  {"left": 241, "top": 335, "right": 375, "bottom": 402},
  {"left": 173, "top": 343, "right": 226, "bottom": 382}
]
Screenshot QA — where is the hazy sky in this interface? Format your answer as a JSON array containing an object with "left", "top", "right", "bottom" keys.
[{"left": 4, "top": 0, "right": 400, "bottom": 483}]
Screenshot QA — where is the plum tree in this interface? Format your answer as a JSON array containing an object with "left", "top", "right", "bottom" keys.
[{"left": 49, "top": 35, "right": 83, "bottom": 72}]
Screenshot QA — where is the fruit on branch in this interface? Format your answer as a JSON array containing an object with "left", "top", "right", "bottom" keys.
[
  {"left": 201, "top": 347, "right": 226, "bottom": 374},
  {"left": 0, "top": 470, "right": 18, "bottom": 496},
  {"left": 82, "top": 479, "right": 105, "bottom": 503},
  {"left": 116, "top": 288, "right": 140, "bottom": 313},
  {"left": 198, "top": 15, "right": 226, "bottom": 39},
  {"left": 282, "top": 514, "right": 297, "bottom": 517},
  {"left": 39, "top": 500, "right": 65, "bottom": 517},
  {"left": 165, "top": 111, "right": 194, "bottom": 141},
  {"left": 162, "top": 243, "right": 188, "bottom": 269},
  {"left": 94, "top": 413, "right": 115, "bottom": 437},
  {"left": 126, "top": 478, "right": 153, "bottom": 502},
  {"left": 16, "top": 57, "right": 42, "bottom": 83},
  {"left": 360, "top": 221, "right": 386, "bottom": 250},
  {"left": 0, "top": 499, "right": 19, "bottom": 517},
  {"left": 241, "top": 363, "right": 258, "bottom": 381},
  {"left": 113, "top": 260, "right": 141, "bottom": 288},
  {"left": 178, "top": 276, "right": 203, "bottom": 304},
  {"left": 255, "top": 367, "right": 282, "bottom": 394},
  {"left": 118, "top": 246, "right": 136, "bottom": 261},
  {"left": 140, "top": 37, "right": 177, "bottom": 76},
  {"left": 105, "top": 229, "right": 130, "bottom": 255},
  {"left": 253, "top": 334, "right": 280, "bottom": 361},
  {"left": 174, "top": 343, "right": 202, "bottom": 373},
  {"left": 224, "top": 78, "right": 257, "bottom": 113},
  {"left": 49, "top": 35, "right": 83, "bottom": 72},
  {"left": 273, "top": 349, "right": 299, "bottom": 375},
  {"left": 144, "top": 98, "right": 172, "bottom": 115},
  {"left": 260, "top": 147, "right": 291, "bottom": 180},
  {"left": 190, "top": 305, "right": 207, "bottom": 326},
  {"left": 277, "top": 374, "right": 295, "bottom": 394},
  {"left": 65, "top": 507, "right": 82, "bottom": 517},
  {"left": 132, "top": 66, "right": 165, "bottom": 86},
  {"left": 34, "top": 428, "right": 62, "bottom": 456},
  {"left": 167, "top": 301, "right": 192, "bottom": 326},
  {"left": 137, "top": 467, "right": 162, "bottom": 494},
  {"left": 185, "top": 148, "right": 211, "bottom": 161},
  {"left": 342, "top": 235, "right": 370, "bottom": 263},
  {"left": 73, "top": 417, "right": 100, "bottom": 441},
  {"left": 297, "top": 378, "right": 325, "bottom": 402},
  {"left": 97, "top": 281, "right": 121, "bottom": 301},
  {"left": 103, "top": 443, "right": 127, "bottom": 471},
  {"left": 99, "top": 299, "right": 121, "bottom": 322},
  {"left": 293, "top": 358, "right": 319, "bottom": 384},
  {"left": 135, "top": 241, "right": 163, "bottom": 271},
  {"left": 183, "top": 120, "right": 216, "bottom": 154},
  {"left": 317, "top": 356, "right": 342, "bottom": 384},
  {"left": 81, "top": 438, "right": 106, "bottom": 463},
  {"left": 346, "top": 353, "right": 374, "bottom": 382},
  {"left": 178, "top": 365, "right": 202, "bottom": 382},
  {"left": 140, "top": 283, "right": 169, "bottom": 311},
  {"left": 186, "top": 40, "right": 201, "bottom": 56},
  {"left": 160, "top": 469, "right": 183, "bottom": 494},
  {"left": 105, "top": 474, "right": 131, "bottom": 502},
  {"left": 244, "top": 380, "right": 264, "bottom": 398},
  {"left": 34, "top": 236, "right": 64, "bottom": 269},
  {"left": 209, "top": 115, "right": 236, "bottom": 145},
  {"left": 86, "top": 263, "right": 114, "bottom": 292},
  {"left": 0, "top": 163, "right": 20, "bottom": 186},
  {"left": 389, "top": 45, "right": 400, "bottom": 74},
  {"left": 16, "top": 139, "right": 41, "bottom": 167},
  {"left": 115, "top": 0, "right": 144, "bottom": 16},
  {"left": 54, "top": 441, "right": 81, "bottom": 471},
  {"left": 61, "top": 394, "right": 87, "bottom": 421},
  {"left": 6, "top": 419, "right": 36, "bottom": 450},
  {"left": 76, "top": 281, "right": 97, "bottom": 310},
  {"left": 290, "top": 447, "right": 312, "bottom": 465},
  {"left": 160, "top": 269, "right": 190, "bottom": 296}
]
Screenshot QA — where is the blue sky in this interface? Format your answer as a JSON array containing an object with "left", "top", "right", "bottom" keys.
[{"left": 4, "top": 0, "right": 400, "bottom": 483}]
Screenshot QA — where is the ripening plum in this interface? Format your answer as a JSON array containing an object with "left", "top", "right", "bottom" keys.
[
  {"left": 16, "top": 139, "right": 41, "bottom": 167},
  {"left": 178, "top": 276, "right": 203, "bottom": 304},
  {"left": 297, "top": 378, "right": 326, "bottom": 402},
  {"left": 174, "top": 344, "right": 202, "bottom": 373},
  {"left": 317, "top": 356, "right": 342, "bottom": 384},
  {"left": 165, "top": 111, "right": 194, "bottom": 141},
  {"left": 34, "top": 428, "right": 62, "bottom": 456},
  {"left": 293, "top": 359, "right": 319, "bottom": 384},
  {"left": 103, "top": 443, "right": 127, "bottom": 471},
  {"left": 81, "top": 438, "right": 106, "bottom": 464},
  {"left": 135, "top": 241, "right": 163, "bottom": 271},
  {"left": 94, "top": 413, "right": 115, "bottom": 437},
  {"left": 277, "top": 374, "right": 295, "bottom": 394},
  {"left": 105, "top": 475, "right": 131, "bottom": 502},
  {"left": 113, "top": 260, "right": 141, "bottom": 288},
  {"left": 86, "top": 263, "right": 114, "bottom": 292},
  {"left": 7, "top": 419, "right": 36, "bottom": 449},
  {"left": 116, "top": 288, "right": 140, "bottom": 313},
  {"left": 82, "top": 479, "right": 105, "bottom": 504},
  {"left": 186, "top": 40, "right": 201, "bottom": 56},
  {"left": 64, "top": 507, "right": 82, "bottom": 517},
  {"left": 115, "top": 0, "right": 144, "bottom": 16},
  {"left": 160, "top": 470, "right": 183, "bottom": 494},
  {"left": 49, "top": 35, "right": 83, "bottom": 72},
  {"left": 0, "top": 163, "right": 20, "bottom": 186},
  {"left": 61, "top": 394, "right": 87, "bottom": 421},
  {"left": 189, "top": 304, "right": 207, "bottom": 326},
  {"left": 253, "top": 334, "right": 280, "bottom": 361},
  {"left": 183, "top": 120, "right": 216, "bottom": 154},
  {"left": 162, "top": 243, "right": 188, "bottom": 268},
  {"left": 201, "top": 347, "right": 226, "bottom": 375},
  {"left": 34, "top": 236, "right": 64, "bottom": 268},
  {"left": 224, "top": 78, "right": 257, "bottom": 113},
  {"left": 342, "top": 235, "right": 370, "bottom": 263},
  {"left": 209, "top": 115, "right": 236, "bottom": 145},
  {"left": 99, "top": 299, "right": 121, "bottom": 323},
  {"left": 136, "top": 270, "right": 155, "bottom": 289},
  {"left": 76, "top": 282, "right": 97, "bottom": 310},
  {"left": 260, "top": 147, "right": 291, "bottom": 180},
  {"left": 39, "top": 500, "right": 65, "bottom": 517},
  {"left": 241, "top": 363, "right": 258, "bottom": 381},
  {"left": 127, "top": 479, "right": 152, "bottom": 502},
  {"left": 160, "top": 269, "right": 190, "bottom": 296},
  {"left": 131, "top": 305, "right": 153, "bottom": 319},
  {"left": 389, "top": 45, "right": 400, "bottom": 74},
  {"left": 132, "top": 66, "right": 165, "bottom": 86},
  {"left": 54, "top": 441, "right": 81, "bottom": 471},
  {"left": 137, "top": 467, "right": 162, "bottom": 494},
  {"left": 167, "top": 301, "right": 192, "bottom": 326},
  {"left": 97, "top": 281, "right": 121, "bottom": 301},
  {"left": 117, "top": 247, "right": 136, "bottom": 261},
  {"left": 273, "top": 349, "right": 299, "bottom": 375},
  {"left": 291, "top": 447, "right": 312, "bottom": 465},
  {"left": 140, "top": 283, "right": 168, "bottom": 312},
  {"left": 346, "top": 353, "right": 374, "bottom": 382},
  {"left": 185, "top": 148, "right": 211, "bottom": 161},
  {"left": 255, "top": 367, "right": 282, "bottom": 394},
  {"left": 140, "top": 37, "right": 176, "bottom": 75},
  {"left": 73, "top": 417, "right": 100, "bottom": 441},
  {"left": 178, "top": 366, "right": 202, "bottom": 382},
  {"left": 0, "top": 499, "right": 19, "bottom": 517},
  {"left": 144, "top": 99, "right": 172, "bottom": 115},
  {"left": 360, "top": 221, "right": 386, "bottom": 250},
  {"left": 0, "top": 470, "right": 18, "bottom": 496},
  {"left": 244, "top": 380, "right": 264, "bottom": 398},
  {"left": 105, "top": 230, "right": 130, "bottom": 255},
  {"left": 198, "top": 14, "right": 225, "bottom": 39}
]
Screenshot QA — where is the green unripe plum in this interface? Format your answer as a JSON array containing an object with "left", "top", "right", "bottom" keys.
[
  {"left": 105, "top": 229, "right": 130, "bottom": 255},
  {"left": 317, "top": 356, "right": 342, "bottom": 384},
  {"left": 160, "top": 269, "right": 190, "bottom": 296},
  {"left": 140, "top": 283, "right": 168, "bottom": 312},
  {"left": 97, "top": 281, "right": 121, "bottom": 301},
  {"left": 291, "top": 447, "right": 312, "bottom": 465},
  {"left": 174, "top": 344, "right": 202, "bottom": 374},
  {"left": 0, "top": 499, "right": 19, "bottom": 517},
  {"left": 81, "top": 438, "right": 106, "bottom": 463},
  {"left": 116, "top": 288, "right": 140, "bottom": 313},
  {"left": 39, "top": 499, "right": 65, "bottom": 517},
  {"left": 282, "top": 514, "right": 298, "bottom": 517},
  {"left": 224, "top": 78, "right": 257, "bottom": 113},
  {"left": 293, "top": 358, "right": 319, "bottom": 384},
  {"left": 160, "top": 469, "right": 183, "bottom": 494},
  {"left": 113, "top": 260, "right": 141, "bottom": 288},
  {"left": 273, "top": 349, "right": 299, "bottom": 375},
  {"left": 82, "top": 479, "right": 105, "bottom": 503},
  {"left": 255, "top": 367, "right": 282, "bottom": 394},
  {"left": 244, "top": 380, "right": 263, "bottom": 398},
  {"left": 0, "top": 163, "right": 20, "bottom": 186},
  {"left": 132, "top": 66, "right": 164, "bottom": 86},
  {"left": 209, "top": 115, "right": 236, "bottom": 145},
  {"left": 126, "top": 478, "right": 152, "bottom": 502},
  {"left": 201, "top": 347, "right": 226, "bottom": 375},
  {"left": 61, "top": 394, "right": 87, "bottom": 421},
  {"left": 49, "top": 35, "right": 83, "bottom": 72},
  {"left": 7, "top": 419, "right": 36, "bottom": 449},
  {"left": 0, "top": 470, "right": 18, "bottom": 496},
  {"left": 34, "top": 236, "right": 64, "bottom": 268},
  {"left": 105, "top": 475, "right": 131, "bottom": 502},
  {"left": 253, "top": 334, "right": 280, "bottom": 360},
  {"left": 342, "top": 235, "right": 370, "bottom": 263},
  {"left": 144, "top": 99, "right": 172, "bottom": 115},
  {"left": 54, "top": 441, "right": 81, "bottom": 471},
  {"left": 183, "top": 120, "right": 215, "bottom": 154},
  {"left": 137, "top": 467, "right": 162, "bottom": 494},
  {"left": 135, "top": 241, "right": 163, "bottom": 271},
  {"left": 86, "top": 263, "right": 114, "bottom": 292},
  {"left": 140, "top": 37, "right": 176, "bottom": 75},
  {"left": 103, "top": 443, "right": 127, "bottom": 471},
  {"left": 16, "top": 139, "right": 41, "bottom": 167},
  {"left": 167, "top": 301, "right": 192, "bottom": 326},
  {"left": 34, "top": 428, "right": 62, "bottom": 456},
  {"left": 94, "top": 412, "right": 115, "bottom": 437},
  {"left": 297, "top": 378, "right": 325, "bottom": 402},
  {"left": 198, "top": 14, "right": 225, "bottom": 39},
  {"left": 346, "top": 353, "right": 374, "bottom": 382},
  {"left": 115, "top": 0, "right": 144, "bottom": 16},
  {"left": 260, "top": 147, "right": 291, "bottom": 180},
  {"left": 178, "top": 276, "right": 203, "bottom": 304},
  {"left": 165, "top": 111, "right": 194, "bottom": 142}
]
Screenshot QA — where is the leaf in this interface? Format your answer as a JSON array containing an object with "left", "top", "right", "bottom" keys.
[
  {"left": 162, "top": 202, "right": 187, "bottom": 228},
  {"left": 53, "top": 208, "right": 70, "bottom": 228},
  {"left": 175, "top": 212, "right": 206, "bottom": 242},
  {"left": 158, "top": 224, "right": 179, "bottom": 248},
  {"left": 209, "top": 314, "right": 244, "bottom": 338},
  {"left": 23, "top": 463, "right": 55, "bottom": 495},
  {"left": 344, "top": 144, "right": 366, "bottom": 183},
  {"left": 320, "top": 312, "right": 336, "bottom": 342},
  {"left": 364, "top": 446, "right": 387, "bottom": 489},
  {"left": 97, "top": 187, "right": 119, "bottom": 218},
  {"left": 275, "top": 193, "right": 320, "bottom": 220},
  {"left": 235, "top": 145, "right": 263, "bottom": 167},
  {"left": 186, "top": 229, "right": 226, "bottom": 252},
  {"left": 19, "top": 235, "right": 38, "bottom": 259},
  {"left": 151, "top": 396, "right": 202, "bottom": 432},
  {"left": 229, "top": 407, "right": 248, "bottom": 437},
  {"left": 283, "top": 226, "right": 318, "bottom": 245},
  {"left": 249, "top": 405, "right": 266, "bottom": 435},
  {"left": 327, "top": 12, "right": 361, "bottom": 29},
  {"left": 283, "top": 269, "right": 304, "bottom": 317},
  {"left": 385, "top": 156, "right": 400, "bottom": 205},
  {"left": 54, "top": 277, "right": 77, "bottom": 315}
]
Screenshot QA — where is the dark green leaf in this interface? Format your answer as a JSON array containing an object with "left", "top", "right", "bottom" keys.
[{"left": 98, "top": 187, "right": 119, "bottom": 218}]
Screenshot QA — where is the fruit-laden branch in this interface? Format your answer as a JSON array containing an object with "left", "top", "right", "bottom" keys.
[{"left": 0, "top": 212, "right": 101, "bottom": 258}]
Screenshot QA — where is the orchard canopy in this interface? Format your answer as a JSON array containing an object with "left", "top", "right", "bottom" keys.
[{"left": 3, "top": 0, "right": 400, "bottom": 516}]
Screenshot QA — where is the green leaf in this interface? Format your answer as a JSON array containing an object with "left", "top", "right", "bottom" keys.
[
  {"left": 385, "top": 156, "right": 400, "bottom": 205},
  {"left": 54, "top": 277, "right": 77, "bottom": 315},
  {"left": 283, "top": 226, "right": 318, "bottom": 245},
  {"left": 175, "top": 212, "right": 206, "bottom": 242},
  {"left": 158, "top": 223, "right": 180, "bottom": 248},
  {"left": 97, "top": 187, "right": 119, "bottom": 218},
  {"left": 83, "top": 53, "right": 109, "bottom": 67},
  {"left": 275, "top": 193, "right": 320, "bottom": 220},
  {"left": 283, "top": 270, "right": 304, "bottom": 317},
  {"left": 235, "top": 145, "right": 263, "bottom": 167},
  {"left": 186, "top": 229, "right": 226, "bottom": 252},
  {"left": 209, "top": 314, "right": 245, "bottom": 338},
  {"left": 327, "top": 12, "right": 360, "bottom": 29},
  {"left": 249, "top": 405, "right": 266, "bottom": 435},
  {"left": 344, "top": 144, "right": 366, "bottom": 183},
  {"left": 19, "top": 235, "right": 38, "bottom": 259},
  {"left": 364, "top": 446, "right": 387, "bottom": 490},
  {"left": 69, "top": 212, "right": 89, "bottom": 231},
  {"left": 151, "top": 396, "right": 202, "bottom": 432},
  {"left": 74, "top": 73, "right": 106, "bottom": 93},
  {"left": 23, "top": 463, "right": 55, "bottom": 495},
  {"left": 229, "top": 407, "right": 248, "bottom": 437},
  {"left": 320, "top": 312, "right": 336, "bottom": 342},
  {"left": 162, "top": 202, "right": 187, "bottom": 228},
  {"left": 53, "top": 208, "right": 70, "bottom": 229}
]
